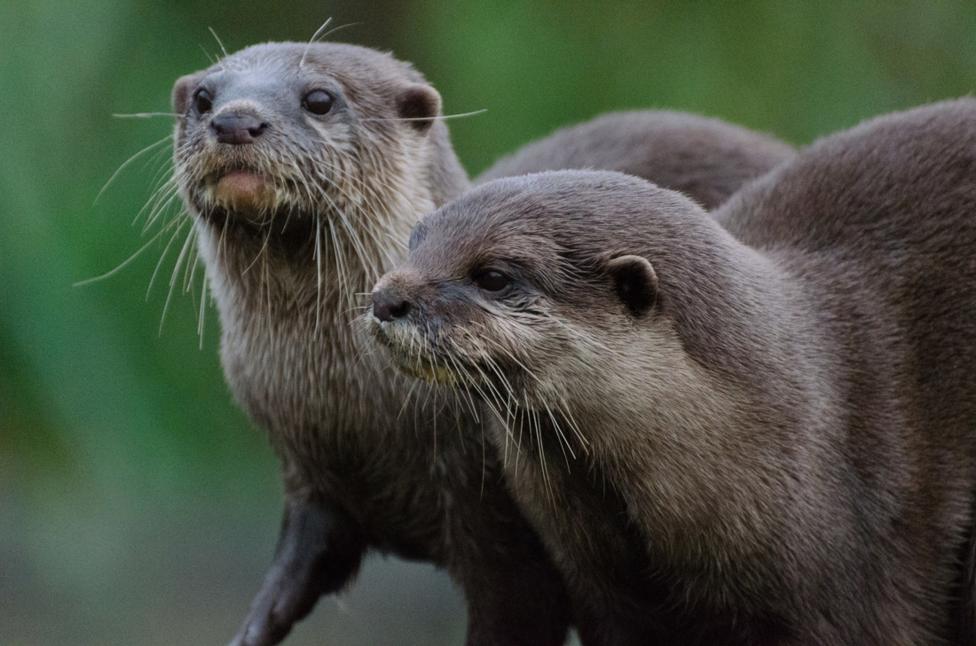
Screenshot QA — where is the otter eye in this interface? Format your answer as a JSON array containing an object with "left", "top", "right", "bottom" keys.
[
  {"left": 193, "top": 88, "right": 213, "bottom": 114},
  {"left": 473, "top": 269, "right": 511, "bottom": 293},
  {"left": 303, "top": 90, "right": 335, "bottom": 115}
]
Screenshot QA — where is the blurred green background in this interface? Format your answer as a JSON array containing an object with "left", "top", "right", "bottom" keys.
[{"left": 2, "top": 2, "right": 975, "bottom": 644}]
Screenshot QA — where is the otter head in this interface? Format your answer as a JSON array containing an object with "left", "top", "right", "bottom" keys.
[
  {"left": 368, "top": 171, "right": 705, "bottom": 426},
  {"left": 171, "top": 41, "right": 458, "bottom": 264}
]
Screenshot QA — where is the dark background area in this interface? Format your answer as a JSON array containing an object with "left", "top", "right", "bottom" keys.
[{"left": 3, "top": 2, "right": 975, "bottom": 644}]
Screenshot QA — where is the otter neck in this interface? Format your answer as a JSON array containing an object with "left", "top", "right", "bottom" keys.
[{"left": 194, "top": 197, "right": 423, "bottom": 458}]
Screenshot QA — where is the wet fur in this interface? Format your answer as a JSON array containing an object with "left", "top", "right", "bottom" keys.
[
  {"left": 170, "top": 41, "right": 794, "bottom": 645},
  {"left": 377, "top": 100, "right": 976, "bottom": 644}
]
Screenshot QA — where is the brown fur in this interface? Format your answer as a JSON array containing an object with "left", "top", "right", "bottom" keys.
[
  {"left": 477, "top": 110, "right": 793, "bottom": 209},
  {"left": 168, "top": 40, "right": 793, "bottom": 645},
  {"left": 373, "top": 99, "right": 976, "bottom": 644}
]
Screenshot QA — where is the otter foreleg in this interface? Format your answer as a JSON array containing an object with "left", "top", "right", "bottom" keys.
[
  {"left": 229, "top": 498, "right": 365, "bottom": 646},
  {"left": 448, "top": 480, "right": 573, "bottom": 646}
]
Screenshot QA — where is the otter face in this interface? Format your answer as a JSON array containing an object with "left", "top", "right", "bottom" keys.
[
  {"left": 171, "top": 42, "right": 442, "bottom": 239},
  {"left": 367, "top": 172, "right": 674, "bottom": 413}
]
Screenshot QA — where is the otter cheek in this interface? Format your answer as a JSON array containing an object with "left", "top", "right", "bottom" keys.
[{"left": 214, "top": 170, "right": 275, "bottom": 211}]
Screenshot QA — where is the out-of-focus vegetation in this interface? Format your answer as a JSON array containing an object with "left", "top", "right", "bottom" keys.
[{"left": 2, "top": 2, "right": 975, "bottom": 644}]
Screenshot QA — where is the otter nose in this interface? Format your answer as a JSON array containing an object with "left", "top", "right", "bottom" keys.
[
  {"left": 211, "top": 112, "right": 268, "bottom": 145},
  {"left": 372, "top": 287, "right": 412, "bottom": 322}
]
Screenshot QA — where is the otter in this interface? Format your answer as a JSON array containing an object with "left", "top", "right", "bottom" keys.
[
  {"left": 168, "top": 40, "right": 794, "bottom": 645},
  {"left": 371, "top": 99, "right": 976, "bottom": 645}
]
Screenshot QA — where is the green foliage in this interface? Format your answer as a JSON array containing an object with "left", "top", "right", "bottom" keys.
[{"left": 2, "top": 2, "right": 974, "bottom": 644}]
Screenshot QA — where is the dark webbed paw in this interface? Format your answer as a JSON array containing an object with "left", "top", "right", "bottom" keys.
[{"left": 229, "top": 499, "right": 365, "bottom": 646}]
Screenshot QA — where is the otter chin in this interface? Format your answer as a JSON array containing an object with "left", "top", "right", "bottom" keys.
[
  {"left": 212, "top": 170, "right": 276, "bottom": 212},
  {"left": 373, "top": 334, "right": 457, "bottom": 384}
]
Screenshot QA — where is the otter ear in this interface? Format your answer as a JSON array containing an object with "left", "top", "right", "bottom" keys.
[
  {"left": 396, "top": 84, "right": 441, "bottom": 134},
  {"left": 171, "top": 72, "right": 203, "bottom": 114},
  {"left": 605, "top": 254, "right": 658, "bottom": 317}
]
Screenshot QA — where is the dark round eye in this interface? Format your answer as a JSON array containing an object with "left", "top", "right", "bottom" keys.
[
  {"left": 193, "top": 88, "right": 213, "bottom": 114},
  {"left": 303, "top": 89, "right": 335, "bottom": 115},
  {"left": 473, "top": 269, "right": 511, "bottom": 293}
]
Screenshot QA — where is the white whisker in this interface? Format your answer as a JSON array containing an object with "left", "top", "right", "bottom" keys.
[
  {"left": 113, "top": 112, "right": 182, "bottom": 119},
  {"left": 300, "top": 18, "right": 333, "bottom": 69},
  {"left": 95, "top": 136, "right": 171, "bottom": 204},
  {"left": 147, "top": 217, "right": 190, "bottom": 298},
  {"left": 207, "top": 26, "right": 230, "bottom": 59},
  {"left": 159, "top": 222, "right": 198, "bottom": 335},
  {"left": 361, "top": 109, "right": 488, "bottom": 123},
  {"left": 73, "top": 217, "right": 177, "bottom": 287}
]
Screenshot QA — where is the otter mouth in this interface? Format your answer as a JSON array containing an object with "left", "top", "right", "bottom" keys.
[
  {"left": 370, "top": 321, "right": 460, "bottom": 385},
  {"left": 392, "top": 353, "right": 458, "bottom": 384},
  {"left": 369, "top": 317, "right": 520, "bottom": 392},
  {"left": 200, "top": 165, "right": 278, "bottom": 213},
  {"left": 184, "top": 161, "right": 319, "bottom": 241},
  {"left": 177, "top": 145, "right": 353, "bottom": 245},
  {"left": 211, "top": 169, "right": 274, "bottom": 210}
]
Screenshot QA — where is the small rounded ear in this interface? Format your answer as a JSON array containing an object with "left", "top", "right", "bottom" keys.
[
  {"left": 171, "top": 72, "right": 203, "bottom": 114},
  {"left": 605, "top": 254, "right": 658, "bottom": 317},
  {"left": 396, "top": 84, "right": 441, "bottom": 133}
]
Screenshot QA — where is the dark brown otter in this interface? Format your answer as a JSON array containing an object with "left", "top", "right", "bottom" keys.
[
  {"left": 372, "top": 99, "right": 976, "bottom": 645},
  {"left": 168, "top": 40, "right": 793, "bottom": 645}
]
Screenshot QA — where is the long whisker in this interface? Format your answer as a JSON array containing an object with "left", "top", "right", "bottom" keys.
[
  {"left": 240, "top": 216, "right": 274, "bottom": 276},
  {"left": 536, "top": 408, "right": 557, "bottom": 508},
  {"left": 141, "top": 183, "right": 182, "bottom": 233},
  {"left": 314, "top": 214, "right": 324, "bottom": 333},
  {"left": 542, "top": 398, "right": 575, "bottom": 467},
  {"left": 262, "top": 248, "right": 274, "bottom": 334},
  {"left": 113, "top": 112, "right": 182, "bottom": 119},
  {"left": 305, "top": 165, "right": 384, "bottom": 283},
  {"left": 199, "top": 44, "right": 217, "bottom": 66},
  {"left": 326, "top": 219, "right": 352, "bottom": 314},
  {"left": 360, "top": 109, "right": 488, "bottom": 123},
  {"left": 73, "top": 218, "right": 177, "bottom": 287},
  {"left": 207, "top": 26, "right": 230, "bottom": 59},
  {"left": 159, "top": 223, "right": 198, "bottom": 335},
  {"left": 396, "top": 373, "right": 424, "bottom": 422},
  {"left": 197, "top": 261, "right": 208, "bottom": 348},
  {"left": 184, "top": 237, "right": 202, "bottom": 293},
  {"left": 300, "top": 18, "right": 333, "bottom": 69},
  {"left": 318, "top": 21, "right": 362, "bottom": 41},
  {"left": 147, "top": 217, "right": 190, "bottom": 298},
  {"left": 95, "top": 136, "right": 171, "bottom": 204},
  {"left": 480, "top": 353, "right": 518, "bottom": 429},
  {"left": 133, "top": 154, "right": 177, "bottom": 228}
]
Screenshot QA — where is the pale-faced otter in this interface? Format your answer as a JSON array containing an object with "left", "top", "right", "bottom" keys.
[
  {"left": 371, "top": 99, "right": 976, "bottom": 644},
  {"left": 168, "top": 40, "right": 793, "bottom": 645}
]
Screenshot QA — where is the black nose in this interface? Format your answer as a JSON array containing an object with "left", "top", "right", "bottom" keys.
[
  {"left": 211, "top": 112, "right": 268, "bottom": 145},
  {"left": 372, "top": 288, "right": 412, "bottom": 322}
]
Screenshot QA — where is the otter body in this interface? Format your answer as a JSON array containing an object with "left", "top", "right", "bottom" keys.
[
  {"left": 374, "top": 100, "right": 976, "bottom": 644},
  {"left": 478, "top": 110, "right": 794, "bottom": 209},
  {"left": 170, "top": 41, "right": 793, "bottom": 645}
]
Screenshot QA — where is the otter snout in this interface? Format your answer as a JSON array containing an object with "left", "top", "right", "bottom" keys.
[
  {"left": 372, "top": 285, "right": 412, "bottom": 322},
  {"left": 211, "top": 111, "right": 269, "bottom": 145},
  {"left": 370, "top": 271, "right": 428, "bottom": 324}
]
